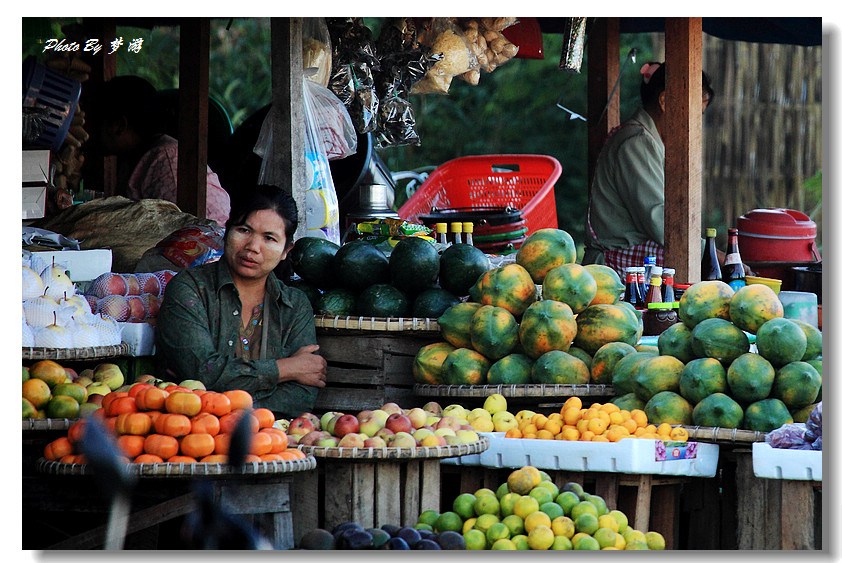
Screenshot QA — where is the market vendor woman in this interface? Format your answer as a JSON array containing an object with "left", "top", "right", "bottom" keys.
[{"left": 156, "top": 184, "right": 327, "bottom": 418}]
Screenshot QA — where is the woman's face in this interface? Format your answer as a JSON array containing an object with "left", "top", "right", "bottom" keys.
[{"left": 224, "top": 209, "right": 291, "bottom": 283}]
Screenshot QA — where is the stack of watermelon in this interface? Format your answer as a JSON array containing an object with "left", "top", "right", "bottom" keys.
[{"left": 288, "top": 236, "right": 490, "bottom": 319}]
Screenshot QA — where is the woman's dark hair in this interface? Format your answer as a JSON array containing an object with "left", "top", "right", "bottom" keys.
[
  {"left": 224, "top": 184, "right": 299, "bottom": 246},
  {"left": 640, "top": 62, "right": 715, "bottom": 111}
]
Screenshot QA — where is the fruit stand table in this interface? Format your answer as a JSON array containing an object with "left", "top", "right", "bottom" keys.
[
  {"left": 24, "top": 456, "right": 316, "bottom": 550},
  {"left": 291, "top": 438, "right": 489, "bottom": 546},
  {"left": 414, "top": 383, "right": 617, "bottom": 411}
]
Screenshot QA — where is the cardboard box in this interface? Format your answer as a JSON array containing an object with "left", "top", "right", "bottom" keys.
[
  {"left": 29, "top": 248, "right": 113, "bottom": 282},
  {"left": 22, "top": 185, "right": 47, "bottom": 220},
  {"left": 23, "top": 149, "right": 51, "bottom": 184}
]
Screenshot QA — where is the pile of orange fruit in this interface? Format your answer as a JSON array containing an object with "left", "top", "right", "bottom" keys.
[
  {"left": 503, "top": 397, "right": 689, "bottom": 443},
  {"left": 42, "top": 383, "right": 304, "bottom": 464}
]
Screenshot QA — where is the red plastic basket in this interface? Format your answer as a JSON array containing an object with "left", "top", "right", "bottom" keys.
[{"left": 398, "top": 154, "right": 561, "bottom": 234}]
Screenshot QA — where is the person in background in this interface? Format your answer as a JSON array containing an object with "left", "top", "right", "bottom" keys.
[
  {"left": 582, "top": 62, "right": 715, "bottom": 277},
  {"left": 86, "top": 75, "right": 231, "bottom": 225},
  {"left": 155, "top": 184, "right": 326, "bottom": 418}
]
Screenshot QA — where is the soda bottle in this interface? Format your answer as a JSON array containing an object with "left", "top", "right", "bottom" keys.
[
  {"left": 644, "top": 266, "right": 664, "bottom": 305},
  {"left": 701, "top": 227, "right": 722, "bottom": 281},
  {"left": 662, "top": 267, "right": 676, "bottom": 304},
  {"left": 642, "top": 255, "right": 657, "bottom": 295},
  {"left": 723, "top": 228, "right": 747, "bottom": 290},
  {"left": 624, "top": 267, "right": 644, "bottom": 308}
]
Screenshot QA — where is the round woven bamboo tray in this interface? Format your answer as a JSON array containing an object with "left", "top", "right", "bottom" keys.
[
  {"left": 676, "top": 425, "right": 767, "bottom": 444},
  {"left": 298, "top": 436, "right": 489, "bottom": 460},
  {"left": 314, "top": 314, "right": 440, "bottom": 333},
  {"left": 22, "top": 343, "right": 130, "bottom": 361},
  {"left": 36, "top": 455, "right": 317, "bottom": 478},
  {"left": 23, "top": 418, "right": 75, "bottom": 431},
  {"left": 413, "top": 384, "right": 615, "bottom": 399}
]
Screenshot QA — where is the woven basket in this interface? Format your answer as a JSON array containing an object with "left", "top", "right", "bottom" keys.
[
  {"left": 413, "top": 384, "right": 615, "bottom": 399},
  {"left": 22, "top": 343, "right": 130, "bottom": 361},
  {"left": 314, "top": 315, "right": 440, "bottom": 333},
  {"left": 36, "top": 455, "right": 317, "bottom": 478},
  {"left": 22, "top": 418, "right": 74, "bottom": 431},
  {"left": 298, "top": 436, "right": 489, "bottom": 460},
  {"left": 676, "top": 425, "right": 767, "bottom": 444}
]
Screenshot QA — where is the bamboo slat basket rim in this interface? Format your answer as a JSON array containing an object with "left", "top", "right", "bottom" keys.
[
  {"left": 22, "top": 343, "right": 131, "bottom": 361},
  {"left": 413, "top": 384, "right": 616, "bottom": 398},
  {"left": 675, "top": 425, "right": 767, "bottom": 444},
  {"left": 36, "top": 455, "right": 317, "bottom": 477},
  {"left": 23, "top": 418, "right": 75, "bottom": 431},
  {"left": 314, "top": 314, "right": 440, "bottom": 333},
  {"left": 297, "top": 436, "right": 489, "bottom": 460}
]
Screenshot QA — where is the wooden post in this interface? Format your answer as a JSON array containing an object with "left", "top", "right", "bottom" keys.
[
  {"left": 663, "top": 18, "right": 703, "bottom": 283},
  {"left": 177, "top": 18, "right": 210, "bottom": 219},
  {"left": 270, "top": 18, "right": 306, "bottom": 201},
  {"left": 586, "top": 17, "right": 620, "bottom": 189}
]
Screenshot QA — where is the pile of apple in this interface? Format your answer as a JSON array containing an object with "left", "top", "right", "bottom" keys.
[
  {"left": 83, "top": 270, "right": 176, "bottom": 324},
  {"left": 22, "top": 360, "right": 127, "bottom": 420},
  {"left": 286, "top": 401, "right": 484, "bottom": 449}
]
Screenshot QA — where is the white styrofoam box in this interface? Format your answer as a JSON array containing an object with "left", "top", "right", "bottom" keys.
[
  {"left": 752, "top": 442, "right": 822, "bottom": 481},
  {"left": 458, "top": 434, "right": 719, "bottom": 477},
  {"left": 119, "top": 322, "right": 156, "bottom": 356},
  {"left": 30, "top": 249, "right": 113, "bottom": 282},
  {"left": 23, "top": 149, "right": 51, "bottom": 183},
  {"left": 440, "top": 432, "right": 497, "bottom": 466},
  {"left": 23, "top": 185, "right": 47, "bottom": 220}
]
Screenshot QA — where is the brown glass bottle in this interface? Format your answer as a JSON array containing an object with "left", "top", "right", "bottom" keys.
[
  {"left": 722, "top": 228, "right": 747, "bottom": 290},
  {"left": 701, "top": 227, "right": 722, "bottom": 281}
]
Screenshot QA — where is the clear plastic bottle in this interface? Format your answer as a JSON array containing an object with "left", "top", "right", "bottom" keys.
[
  {"left": 451, "top": 222, "right": 463, "bottom": 245},
  {"left": 436, "top": 223, "right": 450, "bottom": 248},
  {"left": 463, "top": 222, "right": 474, "bottom": 246}
]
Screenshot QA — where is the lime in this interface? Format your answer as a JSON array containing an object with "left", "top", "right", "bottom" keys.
[
  {"left": 485, "top": 522, "right": 511, "bottom": 544},
  {"left": 495, "top": 482, "right": 509, "bottom": 499},
  {"left": 523, "top": 511, "right": 552, "bottom": 534},
  {"left": 452, "top": 493, "right": 477, "bottom": 521},
  {"left": 561, "top": 482, "right": 585, "bottom": 498},
  {"left": 528, "top": 486, "right": 554, "bottom": 505},
  {"left": 474, "top": 487, "right": 496, "bottom": 498},
  {"left": 513, "top": 495, "right": 540, "bottom": 520},
  {"left": 608, "top": 509, "right": 629, "bottom": 533},
  {"left": 417, "top": 509, "right": 440, "bottom": 527},
  {"left": 464, "top": 529, "right": 487, "bottom": 550},
  {"left": 462, "top": 517, "right": 477, "bottom": 534},
  {"left": 574, "top": 513, "right": 599, "bottom": 535},
  {"left": 499, "top": 492, "right": 521, "bottom": 517},
  {"left": 556, "top": 491, "right": 580, "bottom": 515},
  {"left": 474, "top": 493, "right": 501, "bottom": 516},
  {"left": 645, "top": 531, "right": 666, "bottom": 550},
  {"left": 535, "top": 480, "right": 560, "bottom": 498},
  {"left": 574, "top": 535, "right": 601, "bottom": 550},
  {"left": 583, "top": 494, "right": 609, "bottom": 516},
  {"left": 539, "top": 502, "right": 564, "bottom": 521},
  {"left": 526, "top": 525, "right": 555, "bottom": 550},
  {"left": 626, "top": 539, "right": 650, "bottom": 550},
  {"left": 491, "top": 538, "right": 517, "bottom": 550},
  {"left": 551, "top": 535, "right": 573, "bottom": 550},
  {"left": 415, "top": 523, "right": 433, "bottom": 531},
  {"left": 501, "top": 514, "right": 524, "bottom": 536},
  {"left": 511, "top": 534, "right": 530, "bottom": 550},
  {"left": 551, "top": 515, "right": 576, "bottom": 539},
  {"left": 434, "top": 511, "right": 463, "bottom": 533},
  {"left": 473, "top": 513, "right": 500, "bottom": 534},
  {"left": 597, "top": 514, "right": 619, "bottom": 532},
  {"left": 593, "top": 527, "right": 618, "bottom": 549},
  {"left": 570, "top": 500, "right": 598, "bottom": 520}
]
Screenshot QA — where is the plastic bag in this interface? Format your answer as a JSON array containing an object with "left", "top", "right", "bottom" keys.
[
  {"left": 411, "top": 18, "right": 478, "bottom": 95},
  {"left": 458, "top": 17, "right": 519, "bottom": 82},
  {"left": 303, "top": 18, "right": 332, "bottom": 88},
  {"left": 765, "top": 423, "right": 812, "bottom": 450},
  {"left": 304, "top": 79, "right": 357, "bottom": 160},
  {"left": 327, "top": 18, "right": 379, "bottom": 134}
]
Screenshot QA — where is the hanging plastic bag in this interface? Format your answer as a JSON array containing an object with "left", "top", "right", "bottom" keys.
[
  {"left": 326, "top": 18, "right": 379, "bottom": 134},
  {"left": 411, "top": 18, "right": 478, "bottom": 95},
  {"left": 303, "top": 18, "right": 333, "bottom": 88},
  {"left": 304, "top": 79, "right": 357, "bottom": 160}
]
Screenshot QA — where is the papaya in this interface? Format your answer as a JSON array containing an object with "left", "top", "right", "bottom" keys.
[
  {"left": 583, "top": 264, "right": 625, "bottom": 305},
  {"left": 412, "top": 288, "right": 461, "bottom": 319},
  {"left": 791, "top": 403, "right": 820, "bottom": 423},
  {"left": 515, "top": 228, "right": 577, "bottom": 284},
  {"left": 476, "top": 264, "right": 537, "bottom": 317},
  {"left": 690, "top": 318, "right": 749, "bottom": 365},
  {"left": 678, "top": 280, "right": 734, "bottom": 329},
  {"left": 530, "top": 350, "right": 590, "bottom": 385},
  {"left": 610, "top": 392, "right": 646, "bottom": 412},
  {"left": 590, "top": 342, "right": 637, "bottom": 385},
  {"left": 356, "top": 284, "right": 409, "bottom": 318},
  {"left": 611, "top": 352, "right": 657, "bottom": 396},
  {"left": 755, "top": 317, "right": 807, "bottom": 367},
  {"left": 635, "top": 345, "right": 660, "bottom": 354},
  {"left": 743, "top": 398, "right": 793, "bottom": 432},
  {"left": 679, "top": 358, "right": 728, "bottom": 405},
  {"left": 632, "top": 355, "right": 685, "bottom": 402},
  {"left": 413, "top": 342, "right": 456, "bottom": 385},
  {"left": 726, "top": 352, "right": 776, "bottom": 403},
  {"left": 643, "top": 391, "right": 693, "bottom": 426},
  {"left": 332, "top": 240, "right": 390, "bottom": 292},
  {"left": 470, "top": 305, "right": 520, "bottom": 361},
  {"left": 541, "top": 264, "right": 598, "bottom": 314},
  {"left": 657, "top": 322, "right": 696, "bottom": 363},
  {"left": 771, "top": 361, "right": 821, "bottom": 410},
  {"left": 692, "top": 393, "right": 744, "bottom": 429},
  {"left": 790, "top": 319, "right": 822, "bottom": 361},
  {"left": 289, "top": 236, "right": 340, "bottom": 289},
  {"left": 438, "top": 302, "right": 482, "bottom": 349},
  {"left": 728, "top": 284, "right": 784, "bottom": 334},
  {"left": 573, "top": 303, "right": 640, "bottom": 356},
  {"left": 441, "top": 348, "right": 491, "bottom": 385},
  {"left": 389, "top": 236, "right": 440, "bottom": 296},
  {"left": 439, "top": 243, "right": 491, "bottom": 297},
  {"left": 518, "top": 300, "right": 578, "bottom": 359},
  {"left": 487, "top": 354, "right": 533, "bottom": 385},
  {"left": 566, "top": 346, "right": 593, "bottom": 370}
]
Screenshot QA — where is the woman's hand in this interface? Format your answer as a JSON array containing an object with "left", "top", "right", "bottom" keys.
[{"left": 276, "top": 344, "right": 328, "bottom": 388}]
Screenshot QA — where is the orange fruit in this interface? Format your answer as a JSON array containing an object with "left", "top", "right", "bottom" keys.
[
  {"left": 200, "top": 454, "right": 229, "bottom": 463},
  {"left": 560, "top": 426, "right": 580, "bottom": 441},
  {"left": 23, "top": 378, "right": 52, "bottom": 410},
  {"left": 101, "top": 391, "right": 129, "bottom": 414},
  {"left": 67, "top": 419, "right": 87, "bottom": 443},
  {"left": 253, "top": 408, "right": 275, "bottom": 429},
  {"left": 213, "top": 433, "right": 231, "bottom": 455},
  {"left": 562, "top": 396, "right": 583, "bottom": 411},
  {"left": 562, "top": 407, "right": 581, "bottom": 426},
  {"left": 135, "top": 387, "right": 170, "bottom": 411},
  {"left": 536, "top": 429, "right": 555, "bottom": 440},
  {"left": 580, "top": 430, "right": 595, "bottom": 441},
  {"left": 143, "top": 434, "right": 179, "bottom": 460},
  {"left": 219, "top": 411, "right": 259, "bottom": 434},
  {"left": 44, "top": 436, "right": 73, "bottom": 461},
  {"left": 180, "top": 433, "right": 216, "bottom": 459},
  {"left": 249, "top": 431, "right": 274, "bottom": 456},
  {"left": 128, "top": 382, "right": 154, "bottom": 399},
  {"left": 592, "top": 434, "right": 610, "bottom": 442},
  {"left": 168, "top": 455, "right": 198, "bottom": 463},
  {"left": 587, "top": 417, "right": 608, "bottom": 435},
  {"left": 505, "top": 428, "right": 523, "bottom": 439},
  {"left": 260, "top": 428, "right": 288, "bottom": 453},
  {"left": 278, "top": 449, "right": 305, "bottom": 460},
  {"left": 260, "top": 453, "right": 284, "bottom": 462},
  {"left": 154, "top": 413, "right": 192, "bottom": 437},
  {"left": 200, "top": 391, "right": 232, "bottom": 417},
  {"left": 165, "top": 391, "right": 202, "bottom": 417},
  {"left": 543, "top": 419, "right": 562, "bottom": 435},
  {"left": 115, "top": 412, "right": 153, "bottom": 436},
  {"left": 105, "top": 395, "right": 137, "bottom": 417},
  {"left": 190, "top": 412, "right": 221, "bottom": 436},
  {"left": 117, "top": 434, "right": 146, "bottom": 459},
  {"left": 134, "top": 453, "right": 165, "bottom": 464},
  {"left": 223, "top": 389, "right": 253, "bottom": 411}
]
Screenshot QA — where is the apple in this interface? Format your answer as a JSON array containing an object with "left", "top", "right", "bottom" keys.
[
  {"left": 299, "top": 412, "right": 322, "bottom": 430},
  {"left": 76, "top": 376, "right": 94, "bottom": 388},
  {"left": 380, "top": 402, "right": 403, "bottom": 415},
  {"left": 93, "top": 363, "right": 125, "bottom": 391},
  {"left": 288, "top": 416, "right": 316, "bottom": 436},
  {"left": 134, "top": 374, "right": 158, "bottom": 384},
  {"left": 363, "top": 436, "right": 387, "bottom": 448},
  {"left": 420, "top": 434, "right": 446, "bottom": 447},
  {"left": 86, "top": 393, "right": 104, "bottom": 405},
  {"left": 434, "top": 416, "right": 462, "bottom": 432},
  {"left": 492, "top": 411, "right": 519, "bottom": 433},
  {"left": 385, "top": 413, "right": 413, "bottom": 434},
  {"left": 157, "top": 381, "right": 177, "bottom": 389},
  {"left": 286, "top": 434, "right": 300, "bottom": 448},
  {"left": 316, "top": 435, "right": 339, "bottom": 448},
  {"left": 406, "top": 407, "right": 428, "bottom": 430},
  {"left": 374, "top": 427, "right": 395, "bottom": 440},
  {"left": 338, "top": 433, "right": 366, "bottom": 448},
  {"left": 390, "top": 432, "right": 417, "bottom": 449},
  {"left": 483, "top": 393, "right": 508, "bottom": 415},
  {"left": 141, "top": 294, "right": 161, "bottom": 318},
  {"left": 324, "top": 413, "right": 343, "bottom": 435},
  {"left": 434, "top": 427, "right": 456, "bottom": 438},
  {"left": 356, "top": 410, "right": 374, "bottom": 420},
  {"left": 444, "top": 435, "right": 464, "bottom": 446},
  {"left": 179, "top": 379, "right": 207, "bottom": 391},
  {"left": 442, "top": 404, "right": 467, "bottom": 420},
  {"left": 86, "top": 382, "right": 112, "bottom": 397},
  {"left": 64, "top": 367, "right": 78, "bottom": 382},
  {"left": 425, "top": 415, "right": 441, "bottom": 428},
  {"left": 423, "top": 401, "right": 442, "bottom": 416},
  {"left": 126, "top": 296, "right": 147, "bottom": 321},
  {"left": 456, "top": 429, "right": 480, "bottom": 444},
  {"left": 298, "top": 430, "right": 327, "bottom": 446},
  {"left": 471, "top": 416, "right": 495, "bottom": 432},
  {"left": 124, "top": 274, "right": 142, "bottom": 296},
  {"left": 138, "top": 273, "right": 161, "bottom": 295},
  {"left": 467, "top": 407, "right": 491, "bottom": 422},
  {"left": 320, "top": 411, "right": 343, "bottom": 431},
  {"left": 411, "top": 428, "right": 435, "bottom": 443},
  {"left": 333, "top": 414, "right": 360, "bottom": 438},
  {"left": 358, "top": 411, "right": 387, "bottom": 438},
  {"left": 99, "top": 295, "right": 130, "bottom": 321}
]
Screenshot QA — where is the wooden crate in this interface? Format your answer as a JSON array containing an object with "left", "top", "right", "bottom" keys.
[
  {"left": 291, "top": 457, "right": 442, "bottom": 545},
  {"left": 315, "top": 330, "right": 439, "bottom": 413}
]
